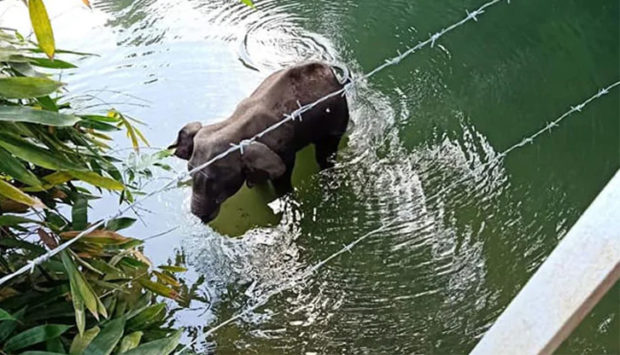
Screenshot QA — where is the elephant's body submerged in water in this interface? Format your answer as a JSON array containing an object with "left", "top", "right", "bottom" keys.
[{"left": 170, "top": 62, "right": 350, "bottom": 223}]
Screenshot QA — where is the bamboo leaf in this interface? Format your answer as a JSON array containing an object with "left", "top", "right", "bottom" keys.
[
  {"left": 36, "top": 95, "right": 59, "bottom": 111},
  {"left": 0, "top": 105, "right": 80, "bottom": 126},
  {"left": 158, "top": 265, "right": 187, "bottom": 273},
  {"left": 60, "top": 230, "right": 132, "bottom": 245},
  {"left": 0, "top": 307, "right": 26, "bottom": 342},
  {"left": 153, "top": 271, "right": 181, "bottom": 288},
  {"left": 0, "top": 308, "right": 15, "bottom": 321},
  {"left": 0, "top": 179, "right": 45, "bottom": 208},
  {"left": 69, "top": 170, "right": 124, "bottom": 191},
  {"left": 0, "top": 132, "right": 86, "bottom": 171},
  {"left": 46, "top": 336, "right": 65, "bottom": 353},
  {"left": 44, "top": 171, "right": 74, "bottom": 185},
  {"left": 22, "top": 171, "right": 73, "bottom": 192},
  {"left": 4, "top": 324, "right": 71, "bottom": 352},
  {"left": 0, "top": 215, "right": 40, "bottom": 226},
  {"left": 28, "top": 56, "right": 77, "bottom": 69},
  {"left": 106, "top": 217, "right": 136, "bottom": 231},
  {"left": 80, "top": 114, "right": 120, "bottom": 123},
  {"left": 60, "top": 251, "right": 99, "bottom": 321},
  {"left": 28, "top": 0, "right": 55, "bottom": 59},
  {"left": 118, "top": 331, "right": 142, "bottom": 353},
  {"left": 138, "top": 279, "right": 179, "bottom": 300},
  {"left": 123, "top": 120, "right": 139, "bottom": 152},
  {"left": 72, "top": 194, "right": 87, "bottom": 230},
  {"left": 132, "top": 126, "right": 150, "bottom": 148},
  {"left": 0, "top": 147, "right": 42, "bottom": 187},
  {"left": 69, "top": 326, "right": 100, "bottom": 355},
  {"left": 126, "top": 303, "right": 165, "bottom": 330},
  {"left": 0, "top": 238, "right": 45, "bottom": 253},
  {"left": 240, "top": 0, "right": 255, "bottom": 8},
  {"left": 119, "top": 329, "right": 181, "bottom": 355},
  {"left": 84, "top": 317, "right": 125, "bottom": 355},
  {"left": 0, "top": 77, "right": 62, "bottom": 99},
  {"left": 72, "top": 286, "right": 86, "bottom": 335}
]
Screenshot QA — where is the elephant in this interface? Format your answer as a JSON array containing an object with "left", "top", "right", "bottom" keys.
[{"left": 169, "top": 62, "right": 350, "bottom": 223}]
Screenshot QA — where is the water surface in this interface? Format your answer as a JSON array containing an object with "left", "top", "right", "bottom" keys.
[{"left": 1, "top": 0, "right": 618, "bottom": 353}]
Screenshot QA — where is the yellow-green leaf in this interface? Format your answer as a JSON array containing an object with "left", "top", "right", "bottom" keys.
[
  {"left": 61, "top": 251, "right": 99, "bottom": 321},
  {"left": 44, "top": 171, "right": 74, "bottom": 185},
  {"left": 118, "top": 331, "right": 142, "bottom": 353},
  {"left": 28, "top": 0, "right": 55, "bottom": 59},
  {"left": 60, "top": 230, "right": 132, "bottom": 245},
  {"left": 71, "top": 284, "right": 86, "bottom": 335},
  {"left": 158, "top": 265, "right": 187, "bottom": 273},
  {"left": 69, "top": 326, "right": 100, "bottom": 355},
  {"left": 68, "top": 171, "right": 124, "bottom": 191},
  {"left": 22, "top": 171, "right": 73, "bottom": 192},
  {"left": 240, "top": 0, "right": 255, "bottom": 8},
  {"left": 0, "top": 77, "right": 63, "bottom": 99},
  {"left": 0, "top": 179, "right": 45, "bottom": 208},
  {"left": 138, "top": 279, "right": 179, "bottom": 300},
  {"left": 119, "top": 330, "right": 181, "bottom": 355},
  {"left": 153, "top": 271, "right": 180, "bottom": 288},
  {"left": 132, "top": 126, "right": 150, "bottom": 148}
]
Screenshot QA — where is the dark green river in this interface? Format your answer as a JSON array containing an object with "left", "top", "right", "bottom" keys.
[{"left": 1, "top": 0, "right": 618, "bottom": 353}]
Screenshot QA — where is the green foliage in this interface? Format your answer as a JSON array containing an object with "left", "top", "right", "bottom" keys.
[
  {"left": 4, "top": 325, "right": 71, "bottom": 352},
  {"left": 0, "top": 2, "right": 192, "bottom": 353},
  {"left": 240, "top": 0, "right": 256, "bottom": 8},
  {"left": 0, "top": 77, "right": 63, "bottom": 99}
]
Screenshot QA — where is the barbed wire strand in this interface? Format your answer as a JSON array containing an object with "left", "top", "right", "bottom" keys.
[
  {"left": 175, "top": 80, "right": 619, "bottom": 354},
  {"left": 175, "top": 220, "right": 398, "bottom": 354},
  {"left": 0, "top": 0, "right": 511, "bottom": 287},
  {"left": 421, "top": 81, "right": 620, "bottom": 205}
]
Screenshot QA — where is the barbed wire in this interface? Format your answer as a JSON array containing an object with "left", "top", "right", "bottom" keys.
[
  {"left": 176, "top": 80, "right": 620, "bottom": 354},
  {"left": 0, "top": 0, "right": 511, "bottom": 286},
  {"left": 175, "top": 220, "right": 397, "bottom": 354},
  {"left": 421, "top": 81, "right": 620, "bottom": 206}
]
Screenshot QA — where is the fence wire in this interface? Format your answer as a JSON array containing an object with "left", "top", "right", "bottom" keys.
[
  {"left": 1, "top": 1, "right": 618, "bottom": 351},
  {"left": 177, "top": 80, "right": 620, "bottom": 354},
  {"left": 0, "top": 0, "right": 512, "bottom": 286}
]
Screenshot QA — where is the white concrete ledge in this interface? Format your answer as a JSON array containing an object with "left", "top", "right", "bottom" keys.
[{"left": 471, "top": 170, "right": 620, "bottom": 355}]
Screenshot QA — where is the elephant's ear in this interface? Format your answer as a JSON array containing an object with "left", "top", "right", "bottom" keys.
[
  {"left": 241, "top": 141, "right": 286, "bottom": 184},
  {"left": 169, "top": 122, "right": 202, "bottom": 160}
]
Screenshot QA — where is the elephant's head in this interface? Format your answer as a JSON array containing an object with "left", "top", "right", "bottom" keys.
[{"left": 170, "top": 123, "right": 286, "bottom": 223}]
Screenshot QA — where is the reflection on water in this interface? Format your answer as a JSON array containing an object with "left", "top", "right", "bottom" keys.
[{"left": 1, "top": 0, "right": 617, "bottom": 353}]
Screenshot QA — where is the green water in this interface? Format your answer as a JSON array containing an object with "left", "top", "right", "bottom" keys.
[{"left": 2, "top": 0, "right": 618, "bottom": 353}]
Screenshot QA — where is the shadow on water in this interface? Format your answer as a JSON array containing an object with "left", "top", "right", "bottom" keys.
[
  {"left": 209, "top": 144, "right": 323, "bottom": 237},
  {"left": 1, "top": 0, "right": 617, "bottom": 353}
]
